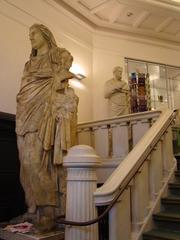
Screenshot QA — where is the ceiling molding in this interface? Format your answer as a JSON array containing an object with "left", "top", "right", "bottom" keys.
[
  {"left": 53, "top": 0, "right": 180, "bottom": 48},
  {"left": 51, "top": 0, "right": 180, "bottom": 49}
]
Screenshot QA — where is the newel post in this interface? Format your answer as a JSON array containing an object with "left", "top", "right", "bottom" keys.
[{"left": 63, "top": 145, "right": 101, "bottom": 240}]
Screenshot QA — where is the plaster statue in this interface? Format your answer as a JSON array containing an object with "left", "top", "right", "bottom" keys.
[
  {"left": 16, "top": 23, "right": 78, "bottom": 232},
  {"left": 104, "top": 66, "right": 129, "bottom": 116}
]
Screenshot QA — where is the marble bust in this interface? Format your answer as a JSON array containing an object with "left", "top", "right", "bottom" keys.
[{"left": 104, "top": 66, "right": 129, "bottom": 117}]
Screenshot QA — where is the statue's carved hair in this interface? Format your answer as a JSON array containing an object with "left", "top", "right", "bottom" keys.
[
  {"left": 30, "top": 23, "right": 57, "bottom": 56},
  {"left": 113, "top": 66, "right": 123, "bottom": 73}
]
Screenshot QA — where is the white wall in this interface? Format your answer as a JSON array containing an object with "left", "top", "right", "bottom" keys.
[
  {"left": 92, "top": 33, "right": 180, "bottom": 120},
  {"left": 1, "top": 0, "right": 180, "bottom": 122},
  {"left": 0, "top": 0, "right": 93, "bottom": 122}
]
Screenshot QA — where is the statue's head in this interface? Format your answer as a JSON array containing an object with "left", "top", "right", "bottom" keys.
[
  {"left": 113, "top": 66, "right": 123, "bottom": 80},
  {"left": 29, "top": 24, "right": 57, "bottom": 56},
  {"left": 61, "top": 51, "right": 73, "bottom": 70}
]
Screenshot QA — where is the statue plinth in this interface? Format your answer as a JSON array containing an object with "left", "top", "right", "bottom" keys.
[{"left": 0, "top": 228, "right": 64, "bottom": 240}]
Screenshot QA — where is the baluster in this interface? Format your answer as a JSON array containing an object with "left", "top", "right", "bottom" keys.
[
  {"left": 165, "top": 126, "right": 174, "bottom": 169},
  {"left": 162, "top": 133, "right": 171, "bottom": 179},
  {"left": 149, "top": 141, "right": 163, "bottom": 201},
  {"left": 111, "top": 122, "right": 129, "bottom": 159},
  {"left": 131, "top": 161, "right": 150, "bottom": 232},
  {"left": 93, "top": 125, "right": 109, "bottom": 158},
  {"left": 78, "top": 127, "right": 92, "bottom": 146},
  {"left": 132, "top": 119, "right": 150, "bottom": 146},
  {"left": 109, "top": 188, "right": 131, "bottom": 240}
]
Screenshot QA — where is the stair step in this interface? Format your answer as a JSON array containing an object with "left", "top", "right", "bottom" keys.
[
  {"left": 154, "top": 212, "right": 180, "bottom": 221},
  {"left": 169, "top": 182, "right": 180, "bottom": 188},
  {"left": 169, "top": 182, "right": 180, "bottom": 196},
  {"left": 174, "top": 154, "right": 180, "bottom": 160},
  {"left": 143, "top": 229, "right": 180, "bottom": 240},
  {"left": 153, "top": 212, "right": 180, "bottom": 231},
  {"left": 162, "top": 196, "right": 180, "bottom": 212},
  {"left": 162, "top": 196, "right": 180, "bottom": 203},
  {"left": 175, "top": 170, "right": 180, "bottom": 177}
]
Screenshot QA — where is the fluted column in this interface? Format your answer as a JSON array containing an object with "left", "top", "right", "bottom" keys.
[{"left": 64, "top": 145, "right": 101, "bottom": 240}]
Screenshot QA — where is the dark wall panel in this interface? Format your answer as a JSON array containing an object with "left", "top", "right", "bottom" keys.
[{"left": 0, "top": 112, "right": 26, "bottom": 221}]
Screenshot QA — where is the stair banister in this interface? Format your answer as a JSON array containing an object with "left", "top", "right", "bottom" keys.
[
  {"left": 94, "top": 109, "right": 176, "bottom": 204},
  {"left": 57, "top": 109, "right": 176, "bottom": 240},
  {"left": 94, "top": 109, "right": 177, "bottom": 239}
]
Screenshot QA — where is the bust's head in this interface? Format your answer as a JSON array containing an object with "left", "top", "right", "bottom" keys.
[
  {"left": 29, "top": 24, "right": 57, "bottom": 56},
  {"left": 113, "top": 66, "right": 123, "bottom": 80}
]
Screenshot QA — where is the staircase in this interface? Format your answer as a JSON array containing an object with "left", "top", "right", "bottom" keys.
[{"left": 143, "top": 155, "right": 180, "bottom": 240}]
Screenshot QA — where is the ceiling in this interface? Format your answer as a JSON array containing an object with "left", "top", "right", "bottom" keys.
[{"left": 54, "top": 0, "right": 180, "bottom": 45}]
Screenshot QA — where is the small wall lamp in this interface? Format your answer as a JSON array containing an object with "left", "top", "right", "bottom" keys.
[
  {"left": 70, "top": 63, "right": 86, "bottom": 81},
  {"left": 74, "top": 73, "right": 86, "bottom": 80}
]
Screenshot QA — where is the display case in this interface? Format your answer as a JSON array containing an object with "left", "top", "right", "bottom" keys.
[{"left": 125, "top": 58, "right": 180, "bottom": 111}]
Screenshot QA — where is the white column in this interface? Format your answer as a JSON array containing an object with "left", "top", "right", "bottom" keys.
[
  {"left": 93, "top": 125, "right": 109, "bottom": 158},
  {"left": 109, "top": 188, "right": 131, "bottom": 240},
  {"left": 132, "top": 119, "right": 150, "bottom": 146},
  {"left": 111, "top": 122, "right": 129, "bottom": 159},
  {"left": 78, "top": 127, "right": 92, "bottom": 146},
  {"left": 64, "top": 145, "right": 101, "bottom": 240}
]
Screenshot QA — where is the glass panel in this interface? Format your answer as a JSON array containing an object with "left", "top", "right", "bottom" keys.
[
  {"left": 167, "top": 66, "right": 180, "bottom": 110},
  {"left": 125, "top": 58, "right": 180, "bottom": 111},
  {"left": 127, "top": 60, "right": 147, "bottom": 75},
  {"left": 148, "top": 64, "right": 168, "bottom": 110}
]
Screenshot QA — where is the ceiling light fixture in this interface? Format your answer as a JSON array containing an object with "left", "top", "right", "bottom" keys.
[{"left": 127, "top": 12, "right": 133, "bottom": 17}]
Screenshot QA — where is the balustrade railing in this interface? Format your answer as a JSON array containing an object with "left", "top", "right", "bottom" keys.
[
  {"left": 77, "top": 111, "right": 161, "bottom": 162},
  {"left": 61, "top": 109, "right": 177, "bottom": 240},
  {"left": 94, "top": 109, "right": 176, "bottom": 240}
]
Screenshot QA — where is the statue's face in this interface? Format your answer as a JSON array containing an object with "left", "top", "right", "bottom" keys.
[
  {"left": 29, "top": 27, "right": 46, "bottom": 50},
  {"left": 114, "top": 68, "right": 122, "bottom": 79}
]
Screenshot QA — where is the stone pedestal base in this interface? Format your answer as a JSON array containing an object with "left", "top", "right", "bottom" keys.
[{"left": 0, "top": 228, "right": 64, "bottom": 240}]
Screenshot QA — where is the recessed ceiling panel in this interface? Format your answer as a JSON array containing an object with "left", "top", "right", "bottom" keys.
[
  {"left": 140, "top": 15, "right": 166, "bottom": 30},
  {"left": 163, "top": 19, "right": 180, "bottom": 34},
  {"left": 55, "top": 0, "right": 180, "bottom": 44},
  {"left": 116, "top": 7, "right": 144, "bottom": 25},
  {"left": 79, "top": 0, "right": 107, "bottom": 10}
]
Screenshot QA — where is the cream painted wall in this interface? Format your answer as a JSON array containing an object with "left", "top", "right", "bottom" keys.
[
  {"left": 0, "top": 0, "right": 93, "bottom": 122},
  {"left": 1, "top": 0, "right": 180, "bottom": 122},
  {"left": 92, "top": 33, "right": 180, "bottom": 120}
]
